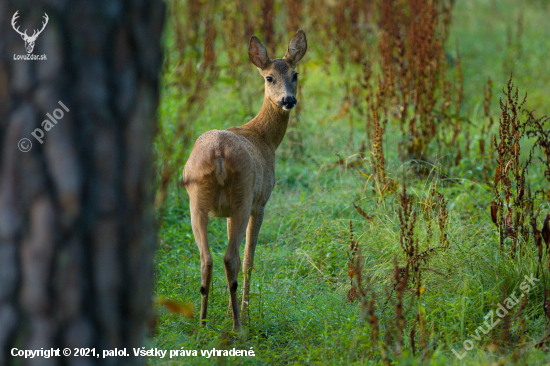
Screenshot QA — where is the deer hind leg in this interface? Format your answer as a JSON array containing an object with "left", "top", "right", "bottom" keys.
[
  {"left": 224, "top": 201, "right": 251, "bottom": 333},
  {"left": 241, "top": 206, "right": 264, "bottom": 316},
  {"left": 190, "top": 202, "right": 212, "bottom": 327}
]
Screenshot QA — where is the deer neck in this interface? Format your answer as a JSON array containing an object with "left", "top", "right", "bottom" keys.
[{"left": 245, "top": 96, "right": 290, "bottom": 150}]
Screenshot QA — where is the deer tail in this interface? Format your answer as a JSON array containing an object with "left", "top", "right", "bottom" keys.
[{"left": 215, "top": 152, "right": 228, "bottom": 186}]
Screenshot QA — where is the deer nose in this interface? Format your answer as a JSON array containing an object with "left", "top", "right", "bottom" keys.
[{"left": 281, "top": 96, "right": 296, "bottom": 109}]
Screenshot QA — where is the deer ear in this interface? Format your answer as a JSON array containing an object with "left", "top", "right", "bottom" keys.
[
  {"left": 284, "top": 30, "right": 307, "bottom": 66},
  {"left": 248, "top": 36, "right": 271, "bottom": 69}
]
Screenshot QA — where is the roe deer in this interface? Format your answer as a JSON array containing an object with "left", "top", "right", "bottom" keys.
[{"left": 183, "top": 30, "right": 307, "bottom": 332}]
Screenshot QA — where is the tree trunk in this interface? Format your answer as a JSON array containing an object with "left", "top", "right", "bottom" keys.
[{"left": 0, "top": 1, "right": 165, "bottom": 364}]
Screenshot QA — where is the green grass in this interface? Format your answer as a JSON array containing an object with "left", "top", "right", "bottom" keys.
[{"left": 149, "top": 0, "right": 550, "bottom": 364}]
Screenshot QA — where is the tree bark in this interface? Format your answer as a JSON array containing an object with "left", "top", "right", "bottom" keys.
[{"left": 0, "top": 1, "right": 165, "bottom": 364}]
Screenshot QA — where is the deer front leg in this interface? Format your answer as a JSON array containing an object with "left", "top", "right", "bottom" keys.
[
  {"left": 225, "top": 206, "right": 250, "bottom": 333},
  {"left": 241, "top": 207, "right": 264, "bottom": 316},
  {"left": 190, "top": 205, "right": 212, "bottom": 327}
]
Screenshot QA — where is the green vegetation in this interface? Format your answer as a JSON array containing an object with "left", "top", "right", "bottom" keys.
[{"left": 151, "top": 0, "right": 550, "bottom": 364}]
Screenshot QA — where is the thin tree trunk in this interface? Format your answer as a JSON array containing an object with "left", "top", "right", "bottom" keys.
[{"left": 0, "top": 1, "right": 165, "bottom": 364}]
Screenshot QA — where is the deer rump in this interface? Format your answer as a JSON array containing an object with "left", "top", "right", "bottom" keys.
[{"left": 183, "top": 129, "right": 270, "bottom": 218}]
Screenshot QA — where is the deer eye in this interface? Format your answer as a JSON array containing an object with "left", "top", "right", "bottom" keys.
[
  {"left": 266, "top": 76, "right": 273, "bottom": 83},
  {"left": 293, "top": 73, "right": 298, "bottom": 81}
]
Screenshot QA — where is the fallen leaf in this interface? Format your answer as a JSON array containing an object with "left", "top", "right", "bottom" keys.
[{"left": 156, "top": 297, "right": 194, "bottom": 318}]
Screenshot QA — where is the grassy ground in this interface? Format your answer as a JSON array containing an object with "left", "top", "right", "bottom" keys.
[{"left": 150, "top": 0, "right": 550, "bottom": 364}]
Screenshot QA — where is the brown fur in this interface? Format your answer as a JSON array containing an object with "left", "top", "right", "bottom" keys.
[{"left": 183, "top": 30, "right": 307, "bottom": 332}]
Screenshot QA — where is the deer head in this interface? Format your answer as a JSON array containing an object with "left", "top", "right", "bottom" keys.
[
  {"left": 248, "top": 30, "right": 307, "bottom": 111},
  {"left": 12, "top": 11, "right": 49, "bottom": 54}
]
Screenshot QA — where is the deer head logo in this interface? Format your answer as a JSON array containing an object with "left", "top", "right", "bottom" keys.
[{"left": 11, "top": 11, "right": 49, "bottom": 54}]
